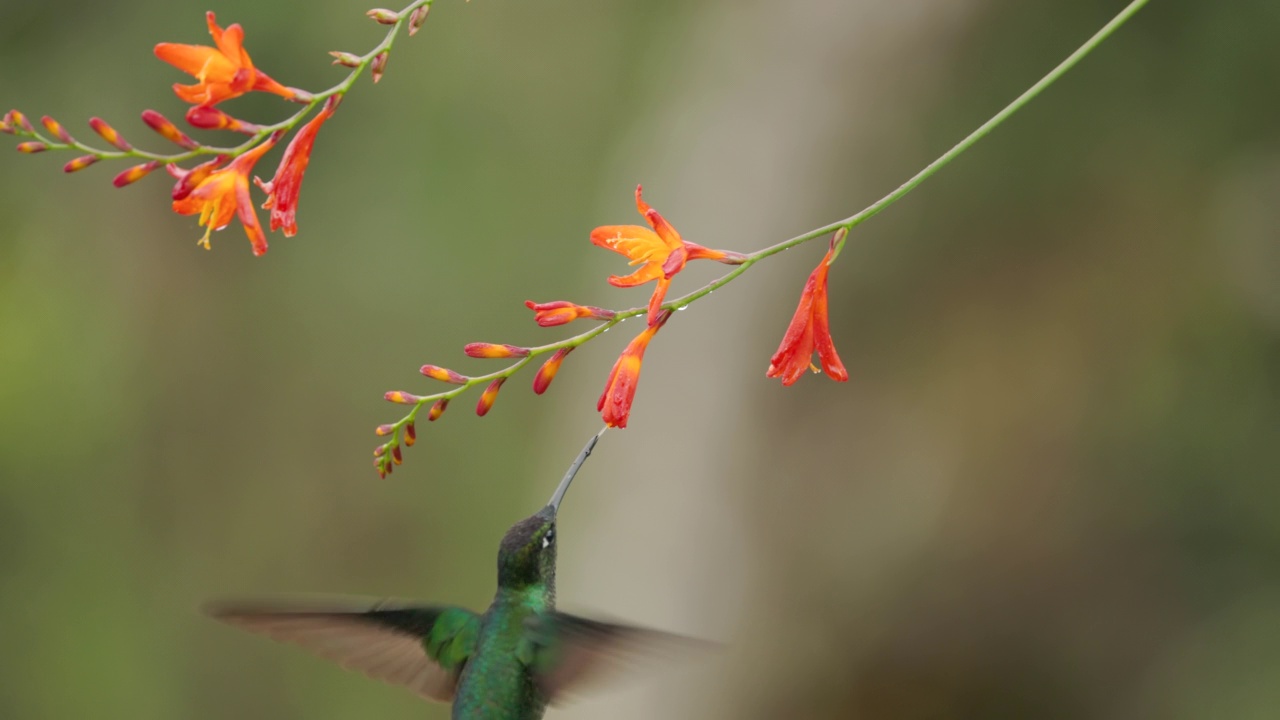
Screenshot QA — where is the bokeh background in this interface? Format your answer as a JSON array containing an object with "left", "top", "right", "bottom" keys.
[{"left": 2, "top": 0, "right": 1278, "bottom": 718}]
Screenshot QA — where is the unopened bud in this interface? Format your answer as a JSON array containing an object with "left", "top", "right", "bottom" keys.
[
  {"left": 113, "top": 161, "right": 162, "bottom": 188},
  {"left": 385, "top": 390, "right": 424, "bottom": 404},
  {"left": 141, "top": 109, "right": 199, "bottom": 150},
  {"left": 404, "top": 422, "right": 417, "bottom": 447},
  {"left": 464, "top": 343, "right": 531, "bottom": 359},
  {"left": 63, "top": 155, "right": 99, "bottom": 173},
  {"left": 420, "top": 365, "right": 468, "bottom": 384},
  {"left": 88, "top": 117, "right": 133, "bottom": 151},
  {"left": 533, "top": 347, "right": 572, "bottom": 395},
  {"left": 185, "top": 106, "right": 261, "bottom": 135},
  {"left": 408, "top": 5, "right": 430, "bottom": 36},
  {"left": 366, "top": 8, "right": 400, "bottom": 24},
  {"left": 391, "top": 445, "right": 403, "bottom": 465},
  {"left": 16, "top": 141, "right": 48, "bottom": 154},
  {"left": 40, "top": 115, "right": 74, "bottom": 144},
  {"left": 370, "top": 51, "right": 389, "bottom": 84},
  {"left": 329, "top": 51, "right": 362, "bottom": 68},
  {"left": 428, "top": 398, "right": 449, "bottom": 422},
  {"left": 475, "top": 378, "right": 506, "bottom": 417},
  {"left": 375, "top": 423, "right": 396, "bottom": 436},
  {"left": 5, "top": 110, "right": 34, "bottom": 134}
]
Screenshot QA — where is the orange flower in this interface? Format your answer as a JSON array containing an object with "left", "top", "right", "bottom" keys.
[
  {"left": 255, "top": 97, "right": 339, "bottom": 237},
  {"left": 766, "top": 247, "right": 849, "bottom": 386},
  {"left": 154, "top": 12, "right": 295, "bottom": 107},
  {"left": 598, "top": 310, "right": 670, "bottom": 428},
  {"left": 524, "top": 300, "right": 616, "bottom": 327},
  {"left": 171, "top": 134, "right": 280, "bottom": 256},
  {"left": 591, "top": 185, "right": 744, "bottom": 325}
]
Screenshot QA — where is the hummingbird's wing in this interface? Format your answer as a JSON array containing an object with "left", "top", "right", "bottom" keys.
[
  {"left": 206, "top": 599, "right": 481, "bottom": 703},
  {"left": 523, "top": 611, "right": 715, "bottom": 703}
]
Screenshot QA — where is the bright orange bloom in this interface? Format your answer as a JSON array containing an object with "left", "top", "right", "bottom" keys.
[
  {"left": 170, "top": 134, "right": 280, "bottom": 256},
  {"left": 154, "top": 12, "right": 295, "bottom": 107},
  {"left": 524, "top": 300, "right": 616, "bottom": 327},
  {"left": 766, "top": 247, "right": 849, "bottom": 386},
  {"left": 591, "top": 185, "right": 744, "bottom": 325},
  {"left": 598, "top": 311, "right": 670, "bottom": 428},
  {"left": 255, "top": 97, "right": 339, "bottom": 237}
]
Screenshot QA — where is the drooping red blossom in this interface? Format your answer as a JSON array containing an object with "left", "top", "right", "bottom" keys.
[
  {"left": 154, "top": 12, "right": 296, "bottom": 107},
  {"left": 598, "top": 310, "right": 670, "bottom": 428},
  {"left": 476, "top": 378, "right": 506, "bottom": 417},
  {"left": 524, "top": 300, "right": 616, "bottom": 327},
  {"left": 254, "top": 96, "right": 340, "bottom": 237},
  {"left": 170, "top": 135, "right": 280, "bottom": 255},
  {"left": 591, "top": 185, "right": 745, "bottom": 326},
  {"left": 766, "top": 246, "right": 849, "bottom": 386}
]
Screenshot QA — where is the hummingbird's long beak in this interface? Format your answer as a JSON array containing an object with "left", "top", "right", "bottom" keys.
[{"left": 548, "top": 426, "right": 607, "bottom": 514}]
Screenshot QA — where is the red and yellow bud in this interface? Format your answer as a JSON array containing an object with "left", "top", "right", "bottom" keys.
[
  {"left": 168, "top": 156, "right": 225, "bottom": 200},
  {"left": 404, "top": 422, "right": 417, "bottom": 447},
  {"left": 329, "top": 51, "right": 361, "bottom": 67},
  {"left": 367, "top": 8, "right": 400, "bottom": 24},
  {"left": 154, "top": 12, "right": 296, "bottom": 107},
  {"left": 428, "top": 398, "right": 449, "bottom": 421},
  {"left": 5, "top": 110, "right": 34, "bottom": 134},
  {"left": 598, "top": 311, "right": 670, "bottom": 428},
  {"left": 113, "top": 161, "right": 162, "bottom": 188},
  {"left": 476, "top": 378, "right": 506, "bottom": 417},
  {"left": 255, "top": 96, "right": 339, "bottom": 237},
  {"left": 524, "top": 300, "right": 616, "bottom": 327},
  {"left": 533, "top": 347, "right": 572, "bottom": 395},
  {"left": 40, "top": 116, "right": 74, "bottom": 144},
  {"left": 765, "top": 243, "right": 849, "bottom": 386},
  {"left": 88, "top": 117, "right": 133, "bottom": 151},
  {"left": 408, "top": 5, "right": 431, "bottom": 35},
  {"left": 464, "top": 343, "right": 530, "bottom": 359},
  {"left": 375, "top": 423, "right": 396, "bottom": 436},
  {"left": 371, "top": 52, "right": 389, "bottom": 84},
  {"left": 391, "top": 445, "right": 404, "bottom": 465},
  {"left": 142, "top": 110, "right": 199, "bottom": 150},
  {"left": 420, "top": 365, "right": 468, "bottom": 384},
  {"left": 63, "top": 155, "right": 99, "bottom": 173},
  {"left": 385, "top": 390, "right": 424, "bottom": 404},
  {"left": 16, "top": 142, "right": 48, "bottom": 154},
  {"left": 185, "top": 106, "right": 261, "bottom": 134}
]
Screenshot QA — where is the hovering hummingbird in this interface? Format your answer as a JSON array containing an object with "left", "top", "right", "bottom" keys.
[{"left": 207, "top": 428, "right": 708, "bottom": 720}]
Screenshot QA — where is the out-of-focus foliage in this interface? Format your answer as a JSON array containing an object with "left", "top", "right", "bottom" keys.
[{"left": 0, "top": 1, "right": 1276, "bottom": 719}]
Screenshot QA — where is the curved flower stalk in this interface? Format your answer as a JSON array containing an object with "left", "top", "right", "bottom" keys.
[
  {"left": 3, "top": 1, "right": 439, "bottom": 255},
  {"left": 372, "top": 0, "right": 1153, "bottom": 477}
]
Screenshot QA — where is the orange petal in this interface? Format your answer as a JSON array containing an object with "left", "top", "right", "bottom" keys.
[
  {"left": 590, "top": 225, "right": 668, "bottom": 264},
  {"left": 607, "top": 263, "right": 664, "bottom": 288},
  {"left": 154, "top": 43, "right": 226, "bottom": 76}
]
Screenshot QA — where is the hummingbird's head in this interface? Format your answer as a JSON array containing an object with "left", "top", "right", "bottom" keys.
[{"left": 496, "top": 428, "right": 605, "bottom": 591}]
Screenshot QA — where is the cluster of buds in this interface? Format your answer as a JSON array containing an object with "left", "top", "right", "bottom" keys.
[
  {"left": 374, "top": 187, "right": 850, "bottom": 477},
  {"left": 5, "top": 2, "right": 438, "bottom": 256}
]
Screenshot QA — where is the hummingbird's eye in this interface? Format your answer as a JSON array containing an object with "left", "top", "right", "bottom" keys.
[{"left": 542, "top": 530, "right": 554, "bottom": 550}]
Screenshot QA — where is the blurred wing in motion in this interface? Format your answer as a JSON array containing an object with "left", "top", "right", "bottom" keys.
[
  {"left": 525, "top": 611, "right": 717, "bottom": 703},
  {"left": 206, "top": 598, "right": 481, "bottom": 703}
]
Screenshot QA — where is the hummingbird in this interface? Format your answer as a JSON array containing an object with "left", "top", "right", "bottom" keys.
[{"left": 207, "top": 428, "right": 708, "bottom": 719}]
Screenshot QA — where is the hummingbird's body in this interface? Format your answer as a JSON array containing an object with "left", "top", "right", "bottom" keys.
[{"left": 210, "top": 430, "right": 702, "bottom": 720}]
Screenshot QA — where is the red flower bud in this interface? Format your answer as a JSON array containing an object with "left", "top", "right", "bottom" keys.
[
  {"left": 464, "top": 343, "right": 531, "bottom": 359},
  {"left": 141, "top": 109, "right": 199, "bottom": 150},
  {"left": 40, "top": 115, "right": 74, "bottom": 144},
  {"left": 428, "top": 398, "right": 449, "bottom": 422},
  {"left": 16, "top": 142, "right": 48, "bottom": 154},
  {"left": 185, "top": 106, "right": 261, "bottom": 134},
  {"left": 524, "top": 300, "right": 616, "bottom": 327},
  {"left": 371, "top": 51, "right": 389, "bottom": 84},
  {"left": 329, "top": 51, "right": 361, "bottom": 68},
  {"left": 404, "top": 422, "right": 417, "bottom": 447},
  {"left": 113, "top": 161, "right": 162, "bottom": 188},
  {"left": 5, "top": 110, "right": 34, "bottom": 133},
  {"left": 533, "top": 347, "right": 572, "bottom": 395},
  {"left": 63, "top": 155, "right": 99, "bottom": 173},
  {"left": 408, "top": 5, "right": 430, "bottom": 35},
  {"left": 89, "top": 117, "right": 133, "bottom": 151},
  {"left": 476, "top": 378, "right": 506, "bottom": 417},
  {"left": 391, "top": 445, "right": 403, "bottom": 465},
  {"left": 420, "top": 365, "right": 468, "bottom": 384},
  {"left": 367, "top": 8, "right": 400, "bottom": 24},
  {"left": 375, "top": 424, "right": 396, "bottom": 436},
  {"left": 385, "top": 390, "right": 424, "bottom": 404}
]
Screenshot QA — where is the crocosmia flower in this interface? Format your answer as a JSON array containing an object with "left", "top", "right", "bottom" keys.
[
  {"left": 255, "top": 97, "right": 339, "bottom": 236},
  {"left": 155, "top": 12, "right": 295, "bottom": 107},
  {"left": 766, "top": 247, "right": 849, "bottom": 386},
  {"left": 598, "top": 310, "right": 670, "bottom": 428},
  {"left": 591, "top": 185, "right": 743, "bottom": 325},
  {"left": 171, "top": 134, "right": 280, "bottom": 256}
]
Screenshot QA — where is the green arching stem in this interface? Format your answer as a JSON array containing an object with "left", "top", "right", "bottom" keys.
[
  {"left": 9, "top": 0, "right": 433, "bottom": 166},
  {"left": 378, "top": 0, "right": 1151, "bottom": 471}
]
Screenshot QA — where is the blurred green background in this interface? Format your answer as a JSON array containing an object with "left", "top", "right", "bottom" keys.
[{"left": 2, "top": 0, "right": 1278, "bottom": 718}]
